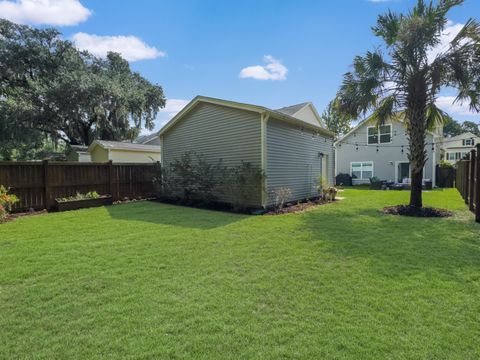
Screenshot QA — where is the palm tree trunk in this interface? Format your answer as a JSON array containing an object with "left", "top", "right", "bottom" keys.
[
  {"left": 410, "top": 167, "right": 423, "bottom": 208},
  {"left": 406, "top": 85, "right": 428, "bottom": 208}
]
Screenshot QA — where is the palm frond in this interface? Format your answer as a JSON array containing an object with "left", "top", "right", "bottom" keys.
[
  {"left": 369, "top": 95, "right": 398, "bottom": 125},
  {"left": 425, "top": 103, "right": 447, "bottom": 131},
  {"left": 372, "top": 10, "right": 401, "bottom": 46}
]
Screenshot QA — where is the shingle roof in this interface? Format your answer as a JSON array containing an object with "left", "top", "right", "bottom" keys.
[
  {"left": 69, "top": 145, "right": 89, "bottom": 152},
  {"left": 134, "top": 133, "right": 158, "bottom": 144},
  {"left": 91, "top": 140, "right": 160, "bottom": 152},
  {"left": 275, "top": 103, "right": 310, "bottom": 116},
  {"left": 159, "top": 96, "right": 334, "bottom": 138}
]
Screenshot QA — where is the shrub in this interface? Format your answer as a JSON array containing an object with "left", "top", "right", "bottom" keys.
[
  {"left": 157, "top": 151, "right": 225, "bottom": 205},
  {"left": 56, "top": 191, "right": 102, "bottom": 203},
  {"left": 439, "top": 160, "right": 454, "bottom": 169},
  {"left": 224, "top": 162, "right": 265, "bottom": 212},
  {"left": 317, "top": 177, "right": 338, "bottom": 202},
  {"left": 0, "top": 185, "right": 19, "bottom": 222},
  {"left": 0, "top": 204, "right": 7, "bottom": 223},
  {"left": 271, "top": 187, "right": 292, "bottom": 213}
]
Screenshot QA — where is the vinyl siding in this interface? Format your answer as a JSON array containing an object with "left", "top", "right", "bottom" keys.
[
  {"left": 266, "top": 118, "right": 334, "bottom": 206},
  {"left": 90, "top": 146, "right": 109, "bottom": 162},
  {"left": 336, "top": 121, "right": 436, "bottom": 183},
  {"left": 162, "top": 102, "right": 262, "bottom": 206},
  {"left": 108, "top": 149, "right": 160, "bottom": 163}
]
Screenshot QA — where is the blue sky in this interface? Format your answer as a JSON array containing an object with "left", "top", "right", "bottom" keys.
[{"left": 1, "top": 0, "right": 479, "bottom": 132}]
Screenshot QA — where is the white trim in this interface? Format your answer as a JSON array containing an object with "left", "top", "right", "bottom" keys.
[
  {"left": 366, "top": 124, "right": 393, "bottom": 145},
  {"left": 350, "top": 161, "right": 374, "bottom": 181}
]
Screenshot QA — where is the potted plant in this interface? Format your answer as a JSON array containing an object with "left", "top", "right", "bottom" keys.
[
  {"left": 55, "top": 191, "right": 112, "bottom": 212},
  {"left": 369, "top": 176, "right": 384, "bottom": 190}
]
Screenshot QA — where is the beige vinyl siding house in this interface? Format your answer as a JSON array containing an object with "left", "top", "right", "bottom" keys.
[
  {"left": 88, "top": 140, "right": 161, "bottom": 163},
  {"left": 441, "top": 132, "right": 479, "bottom": 164},
  {"left": 160, "top": 96, "right": 334, "bottom": 208},
  {"left": 335, "top": 119, "right": 441, "bottom": 186}
]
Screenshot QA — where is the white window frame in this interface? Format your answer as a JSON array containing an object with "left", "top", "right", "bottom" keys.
[
  {"left": 465, "top": 139, "right": 474, "bottom": 146},
  {"left": 367, "top": 124, "right": 392, "bottom": 145},
  {"left": 350, "top": 161, "right": 374, "bottom": 180}
]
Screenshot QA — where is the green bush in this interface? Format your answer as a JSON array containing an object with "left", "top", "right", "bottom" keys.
[
  {"left": 157, "top": 151, "right": 225, "bottom": 205},
  {"left": 224, "top": 161, "right": 265, "bottom": 212},
  {"left": 0, "top": 185, "right": 19, "bottom": 223},
  {"left": 439, "top": 160, "right": 454, "bottom": 169},
  {"left": 56, "top": 191, "right": 101, "bottom": 203}
]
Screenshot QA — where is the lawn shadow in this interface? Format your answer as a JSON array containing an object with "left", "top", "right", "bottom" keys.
[
  {"left": 106, "top": 200, "right": 249, "bottom": 230},
  {"left": 301, "top": 204, "right": 480, "bottom": 280}
]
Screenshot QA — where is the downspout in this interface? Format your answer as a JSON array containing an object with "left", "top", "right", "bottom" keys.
[
  {"left": 261, "top": 112, "right": 270, "bottom": 208},
  {"left": 159, "top": 135, "right": 164, "bottom": 164}
]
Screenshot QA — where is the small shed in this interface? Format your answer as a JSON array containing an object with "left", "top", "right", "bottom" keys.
[
  {"left": 88, "top": 140, "right": 161, "bottom": 163},
  {"left": 66, "top": 145, "right": 91, "bottom": 162},
  {"left": 159, "top": 96, "right": 335, "bottom": 208}
]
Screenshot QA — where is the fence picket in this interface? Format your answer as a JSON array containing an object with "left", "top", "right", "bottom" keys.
[{"left": 0, "top": 161, "right": 159, "bottom": 212}]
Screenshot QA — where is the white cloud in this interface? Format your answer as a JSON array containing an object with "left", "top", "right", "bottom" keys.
[
  {"left": 0, "top": 0, "right": 91, "bottom": 26},
  {"left": 239, "top": 55, "right": 288, "bottom": 81},
  {"left": 72, "top": 33, "right": 165, "bottom": 62},
  {"left": 159, "top": 99, "right": 190, "bottom": 115},
  {"left": 427, "top": 20, "right": 465, "bottom": 63},
  {"left": 436, "top": 96, "right": 478, "bottom": 117},
  {"left": 140, "top": 99, "right": 190, "bottom": 133}
]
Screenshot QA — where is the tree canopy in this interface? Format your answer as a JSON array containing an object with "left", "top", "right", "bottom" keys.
[
  {"left": 336, "top": 0, "right": 480, "bottom": 208},
  {"left": 0, "top": 19, "right": 165, "bottom": 159},
  {"left": 321, "top": 100, "right": 351, "bottom": 138}
]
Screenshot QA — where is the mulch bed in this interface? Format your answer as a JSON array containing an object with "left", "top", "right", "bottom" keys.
[
  {"left": 383, "top": 205, "right": 453, "bottom": 218},
  {"left": 3, "top": 209, "right": 48, "bottom": 223},
  {"left": 266, "top": 198, "right": 335, "bottom": 215}
]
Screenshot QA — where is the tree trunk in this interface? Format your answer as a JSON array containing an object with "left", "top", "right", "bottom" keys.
[
  {"left": 410, "top": 167, "right": 423, "bottom": 208},
  {"left": 406, "top": 75, "right": 428, "bottom": 208}
]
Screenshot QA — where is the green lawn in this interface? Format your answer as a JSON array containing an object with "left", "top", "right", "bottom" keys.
[{"left": 0, "top": 189, "right": 479, "bottom": 359}]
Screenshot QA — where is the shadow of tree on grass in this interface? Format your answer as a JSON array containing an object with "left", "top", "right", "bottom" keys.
[{"left": 106, "top": 201, "right": 248, "bottom": 230}]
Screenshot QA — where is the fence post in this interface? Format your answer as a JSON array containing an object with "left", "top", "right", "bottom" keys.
[
  {"left": 108, "top": 160, "right": 115, "bottom": 201},
  {"left": 476, "top": 145, "right": 480, "bottom": 223},
  {"left": 469, "top": 149, "right": 476, "bottom": 212},
  {"left": 464, "top": 155, "right": 470, "bottom": 205},
  {"left": 43, "top": 160, "right": 53, "bottom": 210}
]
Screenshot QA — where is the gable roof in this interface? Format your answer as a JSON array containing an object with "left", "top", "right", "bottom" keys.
[
  {"left": 444, "top": 132, "right": 479, "bottom": 141},
  {"left": 335, "top": 116, "right": 440, "bottom": 145},
  {"left": 159, "top": 96, "right": 333, "bottom": 137},
  {"left": 88, "top": 140, "right": 160, "bottom": 153},
  {"left": 69, "top": 145, "right": 89, "bottom": 153},
  {"left": 134, "top": 133, "right": 160, "bottom": 145},
  {"left": 276, "top": 103, "right": 310, "bottom": 116}
]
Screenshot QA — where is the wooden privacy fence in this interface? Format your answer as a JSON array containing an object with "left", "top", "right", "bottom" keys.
[
  {"left": 456, "top": 145, "right": 480, "bottom": 223},
  {"left": 0, "top": 160, "right": 159, "bottom": 212}
]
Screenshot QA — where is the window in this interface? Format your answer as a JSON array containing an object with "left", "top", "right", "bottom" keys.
[
  {"left": 379, "top": 125, "right": 392, "bottom": 143},
  {"left": 367, "top": 127, "right": 378, "bottom": 144},
  {"left": 447, "top": 152, "right": 456, "bottom": 161},
  {"left": 367, "top": 125, "right": 392, "bottom": 144},
  {"left": 351, "top": 162, "right": 373, "bottom": 180},
  {"left": 464, "top": 139, "right": 474, "bottom": 146}
]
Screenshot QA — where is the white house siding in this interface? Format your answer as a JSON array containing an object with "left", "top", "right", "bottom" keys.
[
  {"left": 336, "top": 121, "right": 436, "bottom": 184},
  {"left": 162, "top": 102, "right": 262, "bottom": 206},
  {"left": 266, "top": 118, "right": 334, "bottom": 206}
]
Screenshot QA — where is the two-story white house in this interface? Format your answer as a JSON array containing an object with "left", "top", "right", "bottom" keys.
[
  {"left": 335, "top": 118, "right": 442, "bottom": 186},
  {"left": 441, "top": 132, "right": 479, "bottom": 164}
]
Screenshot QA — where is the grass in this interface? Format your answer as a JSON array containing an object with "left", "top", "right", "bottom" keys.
[{"left": 0, "top": 188, "right": 479, "bottom": 359}]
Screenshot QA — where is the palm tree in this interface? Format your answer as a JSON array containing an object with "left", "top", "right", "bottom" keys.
[{"left": 336, "top": 0, "right": 480, "bottom": 208}]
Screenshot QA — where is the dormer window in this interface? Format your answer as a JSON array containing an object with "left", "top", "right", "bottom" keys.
[{"left": 367, "top": 124, "right": 392, "bottom": 144}]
